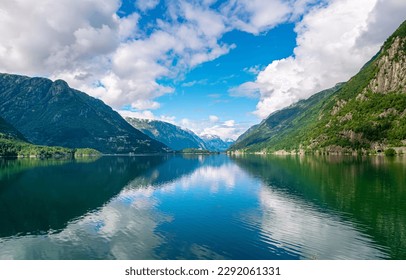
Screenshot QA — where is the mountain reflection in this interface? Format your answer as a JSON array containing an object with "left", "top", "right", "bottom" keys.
[
  {"left": 0, "top": 154, "right": 404, "bottom": 259},
  {"left": 256, "top": 186, "right": 387, "bottom": 259},
  {"left": 231, "top": 154, "right": 406, "bottom": 259},
  {"left": 0, "top": 155, "right": 239, "bottom": 259},
  {"left": 0, "top": 156, "right": 173, "bottom": 237}
]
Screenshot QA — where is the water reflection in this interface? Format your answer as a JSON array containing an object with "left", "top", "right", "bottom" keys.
[
  {"left": 231, "top": 154, "right": 406, "bottom": 259},
  {"left": 0, "top": 156, "right": 167, "bottom": 237},
  {"left": 0, "top": 155, "right": 238, "bottom": 259},
  {"left": 0, "top": 154, "right": 404, "bottom": 259},
  {"left": 256, "top": 187, "right": 387, "bottom": 259}
]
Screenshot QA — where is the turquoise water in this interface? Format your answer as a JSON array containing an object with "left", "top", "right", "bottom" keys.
[{"left": 0, "top": 154, "right": 405, "bottom": 259}]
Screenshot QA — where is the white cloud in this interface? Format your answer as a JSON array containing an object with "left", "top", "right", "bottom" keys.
[
  {"left": 199, "top": 118, "right": 246, "bottom": 140},
  {"left": 118, "top": 13, "right": 140, "bottom": 40},
  {"left": 182, "top": 1, "right": 226, "bottom": 38},
  {"left": 223, "top": 120, "right": 235, "bottom": 127},
  {"left": 221, "top": 0, "right": 318, "bottom": 34},
  {"left": 118, "top": 109, "right": 156, "bottom": 120},
  {"left": 0, "top": 0, "right": 234, "bottom": 112},
  {"left": 209, "top": 115, "right": 219, "bottom": 122},
  {"left": 159, "top": 115, "right": 177, "bottom": 124},
  {"left": 200, "top": 124, "right": 241, "bottom": 140},
  {"left": 180, "top": 78, "right": 210, "bottom": 88},
  {"left": 249, "top": 0, "right": 406, "bottom": 119},
  {"left": 229, "top": 81, "right": 260, "bottom": 98},
  {"left": 0, "top": 0, "right": 120, "bottom": 76},
  {"left": 221, "top": 0, "right": 290, "bottom": 34},
  {"left": 243, "top": 65, "right": 263, "bottom": 75},
  {"left": 356, "top": 0, "right": 406, "bottom": 47},
  {"left": 165, "top": 115, "right": 246, "bottom": 140},
  {"left": 2, "top": 0, "right": 403, "bottom": 129},
  {"left": 135, "top": 0, "right": 160, "bottom": 12},
  {"left": 118, "top": 110, "right": 177, "bottom": 124}
]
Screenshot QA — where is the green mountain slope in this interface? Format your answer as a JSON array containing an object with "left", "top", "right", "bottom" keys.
[
  {"left": 126, "top": 118, "right": 207, "bottom": 151},
  {"left": 229, "top": 84, "right": 343, "bottom": 152},
  {"left": 0, "top": 74, "right": 170, "bottom": 154},
  {"left": 0, "top": 116, "right": 26, "bottom": 141},
  {"left": 1, "top": 116, "right": 100, "bottom": 158},
  {"left": 230, "top": 20, "right": 406, "bottom": 154}
]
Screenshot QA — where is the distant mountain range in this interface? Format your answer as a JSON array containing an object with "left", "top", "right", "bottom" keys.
[
  {"left": 3, "top": 20, "right": 403, "bottom": 157},
  {"left": 229, "top": 20, "right": 406, "bottom": 155},
  {"left": 0, "top": 72, "right": 231, "bottom": 157},
  {"left": 0, "top": 74, "right": 169, "bottom": 154},
  {"left": 126, "top": 118, "right": 233, "bottom": 152},
  {"left": 126, "top": 118, "right": 207, "bottom": 151},
  {"left": 200, "top": 134, "right": 234, "bottom": 152}
]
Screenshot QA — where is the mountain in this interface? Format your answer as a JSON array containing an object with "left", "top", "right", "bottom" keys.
[
  {"left": 126, "top": 118, "right": 207, "bottom": 151},
  {"left": 0, "top": 116, "right": 26, "bottom": 141},
  {"left": 200, "top": 134, "right": 234, "bottom": 152},
  {"left": 230, "top": 20, "right": 406, "bottom": 154},
  {"left": 229, "top": 84, "right": 343, "bottom": 152},
  {"left": 0, "top": 115, "right": 100, "bottom": 157},
  {"left": 0, "top": 74, "right": 169, "bottom": 154}
]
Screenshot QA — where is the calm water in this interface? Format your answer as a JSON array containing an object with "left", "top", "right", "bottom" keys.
[{"left": 0, "top": 154, "right": 405, "bottom": 259}]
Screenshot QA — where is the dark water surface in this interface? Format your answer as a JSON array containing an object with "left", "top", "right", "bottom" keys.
[{"left": 0, "top": 154, "right": 405, "bottom": 259}]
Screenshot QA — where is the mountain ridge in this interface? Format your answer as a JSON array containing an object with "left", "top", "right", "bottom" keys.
[
  {"left": 0, "top": 73, "right": 170, "bottom": 154},
  {"left": 200, "top": 134, "right": 234, "bottom": 152},
  {"left": 126, "top": 117, "right": 207, "bottom": 151}
]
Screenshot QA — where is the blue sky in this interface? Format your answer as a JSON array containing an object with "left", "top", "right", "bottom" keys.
[
  {"left": 0, "top": 0, "right": 405, "bottom": 139},
  {"left": 115, "top": 0, "right": 301, "bottom": 137},
  {"left": 154, "top": 23, "right": 297, "bottom": 129}
]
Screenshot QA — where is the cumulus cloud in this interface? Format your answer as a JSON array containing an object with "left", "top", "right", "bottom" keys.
[
  {"left": 0, "top": 0, "right": 120, "bottom": 76},
  {"left": 229, "top": 81, "right": 260, "bottom": 98},
  {"left": 221, "top": 0, "right": 288, "bottom": 34},
  {"left": 135, "top": 0, "right": 160, "bottom": 12},
  {"left": 2, "top": 0, "right": 404, "bottom": 128},
  {"left": 169, "top": 115, "right": 243, "bottom": 140},
  {"left": 199, "top": 124, "right": 242, "bottom": 140},
  {"left": 0, "top": 0, "right": 233, "bottom": 112},
  {"left": 243, "top": 65, "right": 263, "bottom": 75},
  {"left": 118, "top": 13, "right": 140, "bottom": 40},
  {"left": 100, "top": 1, "right": 234, "bottom": 110},
  {"left": 248, "top": 0, "right": 406, "bottom": 119},
  {"left": 221, "top": 0, "right": 318, "bottom": 34},
  {"left": 356, "top": 0, "right": 406, "bottom": 47},
  {"left": 209, "top": 115, "right": 219, "bottom": 122}
]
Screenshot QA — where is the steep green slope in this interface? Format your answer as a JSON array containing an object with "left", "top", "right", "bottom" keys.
[
  {"left": 304, "top": 20, "right": 406, "bottom": 153},
  {"left": 0, "top": 116, "right": 26, "bottom": 141},
  {"left": 230, "top": 20, "right": 406, "bottom": 154},
  {"left": 229, "top": 84, "right": 343, "bottom": 152},
  {"left": 0, "top": 117, "right": 100, "bottom": 157},
  {"left": 126, "top": 118, "right": 206, "bottom": 151},
  {"left": 0, "top": 74, "right": 170, "bottom": 154}
]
